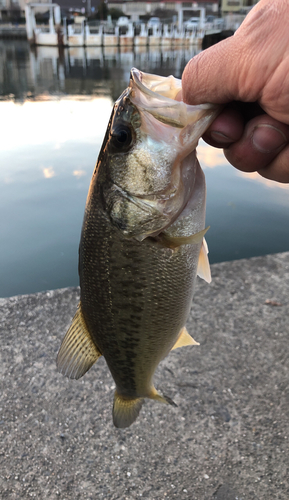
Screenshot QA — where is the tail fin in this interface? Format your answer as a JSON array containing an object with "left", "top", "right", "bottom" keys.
[
  {"left": 112, "top": 388, "right": 177, "bottom": 428},
  {"left": 113, "top": 392, "right": 144, "bottom": 429}
]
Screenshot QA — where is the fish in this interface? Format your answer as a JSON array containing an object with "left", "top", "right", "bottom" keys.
[{"left": 56, "top": 68, "right": 220, "bottom": 428}]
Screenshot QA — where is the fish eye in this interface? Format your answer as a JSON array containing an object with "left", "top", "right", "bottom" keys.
[{"left": 110, "top": 124, "right": 133, "bottom": 152}]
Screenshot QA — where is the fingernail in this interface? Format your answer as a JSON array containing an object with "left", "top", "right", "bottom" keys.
[
  {"left": 252, "top": 125, "right": 287, "bottom": 153},
  {"left": 210, "top": 131, "right": 231, "bottom": 143}
]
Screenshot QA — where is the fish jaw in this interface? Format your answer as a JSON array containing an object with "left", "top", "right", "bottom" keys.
[
  {"left": 99, "top": 68, "right": 221, "bottom": 241},
  {"left": 129, "top": 67, "right": 220, "bottom": 159}
]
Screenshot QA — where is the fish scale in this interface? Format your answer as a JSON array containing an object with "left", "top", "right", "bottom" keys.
[
  {"left": 80, "top": 199, "right": 200, "bottom": 397},
  {"left": 57, "top": 68, "right": 220, "bottom": 428}
]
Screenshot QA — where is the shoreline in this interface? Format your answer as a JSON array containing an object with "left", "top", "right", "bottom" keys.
[{"left": 1, "top": 252, "right": 289, "bottom": 499}]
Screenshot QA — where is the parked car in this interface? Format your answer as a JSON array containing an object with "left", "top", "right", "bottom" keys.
[
  {"left": 184, "top": 17, "right": 200, "bottom": 30},
  {"left": 116, "top": 16, "right": 129, "bottom": 27},
  {"left": 206, "top": 16, "right": 224, "bottom": 29},
  {"left": 147, "top": 17, "right": 161, "bottom": 29},
  {"left": 213, "top": 18, "right": 224, "bottom": 29}
]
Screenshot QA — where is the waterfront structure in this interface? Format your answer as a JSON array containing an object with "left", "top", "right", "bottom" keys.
[
  {"left": 0, "top": 0, "right": 22, "bottom": 21},
  {"left": 1, "top": 0, "right": 219, "bottom": 23},
  {"left": 1, "top": 0, "right": 260, "bottom": 25},
  {"left": 24, "top": 1, "right": 208, "bottom": 47},
  {"left": 0, "top": 0, "right": 100, "bottom": 21},
  {"left": 2, "top": 0, "right": 252, "bottom": 46},
  {"left": 221, "top": 0, "right": 259, "bottom": 14},
  {"left": 107, "top": 0, "right": 219, "bottom": 23}
]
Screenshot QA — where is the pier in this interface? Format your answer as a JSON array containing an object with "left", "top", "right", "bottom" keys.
[
  {"left": 1, "top": 251, "right": 288, "bottom": 498},
  {"left": 13, "top": 4, "right": 243, "bottom": 49},
  {"left": 0, "top": 24, "right": 27, "bottom": 39}
]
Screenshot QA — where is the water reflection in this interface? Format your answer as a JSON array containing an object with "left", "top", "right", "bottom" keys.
[
  {"left": 0, "top": 39, "right": 199, "bottom": 102},
  {"left": 1, "top": 40, "right": 289, "bottom": 298},
  {"left": 237, "top": 171, "right": 289, "bottom": 192}
]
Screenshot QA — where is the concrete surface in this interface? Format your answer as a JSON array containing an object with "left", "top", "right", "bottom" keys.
[{"left": 1, "top": 252, "right": 289, "bottom": 500}]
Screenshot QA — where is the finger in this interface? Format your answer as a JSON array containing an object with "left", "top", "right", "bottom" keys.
[
  {"left": 202, "top": 102, "right": 266, "bottom": 148},
  {"left": 182, "top": 0, "right": 288, "bottom": 115},
  {"left": 182, "top": 38, "right": 244, "bottom": 105},
  {"left": 202, "top": 106, "right": 245, "bottom": 148},
  {"left": 257, "top": 146, "right": 289, "bottom": 183},
  {"left": 223, "top": 115, "right": 289, "bottom": 180}
]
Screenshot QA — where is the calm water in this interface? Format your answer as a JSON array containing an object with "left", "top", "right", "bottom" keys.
[{"left": 1, "top": 40, "right": 289, "bottom": 298}]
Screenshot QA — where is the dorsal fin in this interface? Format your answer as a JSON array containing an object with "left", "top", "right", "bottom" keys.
[
  {"left": 171, "top": 326, "right": 199, "bottom": 350},
  {"left": 56, "top": 302, "right": 101, "bottom": 379},
  {"left": 197, "top": 237, "right": 212, "bottom": 283}
]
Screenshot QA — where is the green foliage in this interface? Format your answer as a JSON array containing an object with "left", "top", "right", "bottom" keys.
[
  {"left": 95, "top": 0, "right": 108, "bottom": 20},
  {"left": 109, "top": 8, "right": 125, "bottom": 20}
]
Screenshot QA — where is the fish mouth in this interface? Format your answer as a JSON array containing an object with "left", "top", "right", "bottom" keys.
[
  {"left": 129, "top": 67, "right": 220, "bottom": 141},
  {"left": 130, "top": 67, "right": 182, "bottom": 101}
]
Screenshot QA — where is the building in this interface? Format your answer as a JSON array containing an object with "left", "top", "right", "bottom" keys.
[
  {"left": 109, "top": 1, "right": 221, "bottom": 22},
  {"left": 107, "top": 1, "right": 219, "bottom": 22},
  {"left": 0, "top": 0, "right": 100, "bottom": 21},
  {"left": 0, "top": 0, "right": 259, "bottom": 24},
  {"left": 0, "top": 0, "right": 22, "bottom": 21},
  {"left": 221, "top": 0, "right": 259, "bottom": 14}
]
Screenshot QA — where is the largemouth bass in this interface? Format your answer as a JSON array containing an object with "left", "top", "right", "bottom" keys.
[{"left": 57, "top": 68, "right": 220, "bottom": 428}]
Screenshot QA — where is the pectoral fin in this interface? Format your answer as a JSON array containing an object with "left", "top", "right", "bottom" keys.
[
  {"left": 158, "top": 226, "right": 210, "bottom": 250},
  {"left": 197, "top": 237, "right": 212, "bottom": 283},
  {"left": 56, "top": 303, "right": 101, "bottom": 379},
  {"left": 172, "top": 326, "right": 200, "bottom": 350}
]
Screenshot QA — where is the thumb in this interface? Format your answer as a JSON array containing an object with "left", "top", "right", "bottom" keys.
[
  {"left": 182, "top": 37, "right": 250, "bottom": 106},
  {"left": 182, "top": 0, "right": 288, "bottom": 109}
]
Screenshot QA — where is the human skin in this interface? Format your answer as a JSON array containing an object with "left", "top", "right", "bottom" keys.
[{"left": 181, "top": 0, "right": 289, "bottom": 183}]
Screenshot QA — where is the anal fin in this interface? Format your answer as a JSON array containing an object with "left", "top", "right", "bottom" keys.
[
  {"left": 171, "top": 326, "right": 200, "bottom": 350},
  {"left": 149, "top": 387, "right": 178, "bottom": 407},
  {"left": 56, "top": 302, "right": 101, "bottom": 380}
]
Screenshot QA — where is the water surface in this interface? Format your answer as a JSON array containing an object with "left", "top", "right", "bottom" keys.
[{"left": 1, "top": 40, "right": 289, "bottom": 297}]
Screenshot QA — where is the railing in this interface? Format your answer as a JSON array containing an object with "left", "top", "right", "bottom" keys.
[{"left": 24, "top": 16, "right": 242, "bottom": 47}]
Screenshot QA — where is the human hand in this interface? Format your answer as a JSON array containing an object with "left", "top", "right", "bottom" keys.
[{"left": 182, "top": 0, "right": 289, "bottom": 183}]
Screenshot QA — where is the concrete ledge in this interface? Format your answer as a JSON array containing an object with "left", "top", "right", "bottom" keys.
[{"left": 1, "top": 252, "right": 289, "bottom": 499}]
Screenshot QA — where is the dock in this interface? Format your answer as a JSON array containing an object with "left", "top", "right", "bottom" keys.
[
  {"left": 0, "top": 22, "right": 222, "bottom": 49},
  {"left": 0, "top": 4, "right": 242, "bottom": 49},
  {"left": 0, "top": 24, "right": 27, "bottom": 39},
  {"left": 1, "top": 251, "right": 288, "bottom": 499}
]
